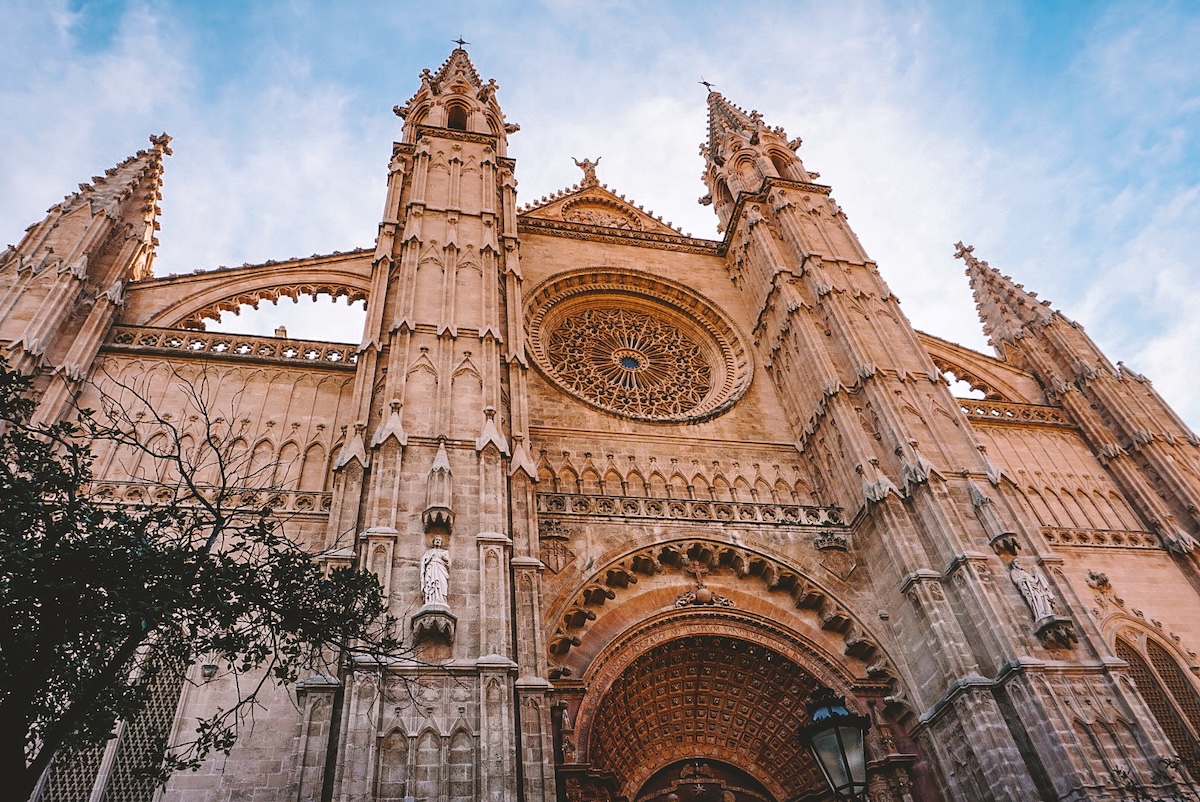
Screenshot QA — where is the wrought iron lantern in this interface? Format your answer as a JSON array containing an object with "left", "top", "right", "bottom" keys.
[{"left": 798, "top": 688, "right": 871, "bottom": 801}]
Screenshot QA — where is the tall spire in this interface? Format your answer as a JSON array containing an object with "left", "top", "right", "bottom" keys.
[
  {"left": 703, "top": 90, "right": 761, "bottom": 161},
  {"left": 956, "top": 241, "right": 1055, "bottom": 351},
  {"left": 75, "top": 133, "right": 171, "bottom": 233},
  {"left": 698, "top": 90, "right": 812, "bottom": 231},
  {"left": 955, "top": 243, "right": 1200, "bottom": 553},
  {"left": 2, "top": 134, "right": 170, "bottom": 283},
  {"left": 391, "top": 47, "right": 518, "bottom": 153},
  {"left": 1, "top": 134, "right": 171, "bottom": 376},
  {"left": 428, "top": 46, "right": 487, "bottom": 93}
]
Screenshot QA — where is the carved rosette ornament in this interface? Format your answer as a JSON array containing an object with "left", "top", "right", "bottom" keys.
[{"left": 527, "top": 269, "right": 752, "bottom": 423}]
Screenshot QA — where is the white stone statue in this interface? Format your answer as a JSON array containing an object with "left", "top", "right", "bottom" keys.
[
  {"left": 1009, "top": 558, "right": 1056, "bottom": 620},
  {"left": 420, "top": 536, "right": 450, "bottom": 607}
]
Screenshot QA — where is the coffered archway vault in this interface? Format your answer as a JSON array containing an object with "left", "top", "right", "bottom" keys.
[{"left": 578, "top": 618, "right": 850, "bottom": 800}]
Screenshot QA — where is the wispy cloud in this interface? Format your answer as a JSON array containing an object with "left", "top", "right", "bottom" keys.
[{"left": 2, "top": 0, "right": 1199, "bottom": 424}]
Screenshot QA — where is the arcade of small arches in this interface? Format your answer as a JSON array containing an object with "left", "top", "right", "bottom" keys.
[
  {"left": 534, "top": 453, "right": 812, "bottom": 506},
  {"left": 179, "top": 285, "right": 368, "bottom": 333}
]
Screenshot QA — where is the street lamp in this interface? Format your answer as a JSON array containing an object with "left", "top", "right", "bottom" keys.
[{"left": 798, "top": 688, "right": 871, "bottom": 801}]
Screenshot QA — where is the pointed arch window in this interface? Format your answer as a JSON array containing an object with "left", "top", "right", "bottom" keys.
[
  {"left": 446, "top": 104, "right": 468, "bottom": 131},
  {"left": 769, "top": 150, "right": 794, "bottom": 180},
  {"left": 714, "top": 179, "right": 734, "bottom": 210},
  {"left": 1114, "top": 636, "right": 1200, "bottom": 778}
]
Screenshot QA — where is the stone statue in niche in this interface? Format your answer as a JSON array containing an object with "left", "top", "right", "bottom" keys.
[
  {"left": 420, "top": 536, "right": 451, "bottom": 607},
  {"left": 1009, "top": 558, "right": 1055, "bottom": 620}
]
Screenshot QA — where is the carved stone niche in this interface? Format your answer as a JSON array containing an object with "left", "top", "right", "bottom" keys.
[
  {"left": 1035, "top": 616, "right": 1078, "bottom": 650},
  {"left": 411, "top": 606, "right": 456, "bottom": 644}
]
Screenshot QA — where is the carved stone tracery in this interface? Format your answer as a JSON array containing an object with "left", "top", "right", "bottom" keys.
[
  {"left": 545, "top": 306, "right": 712, "bottom": 420},
  {"left": 526, "top": 269, "right": 752, "bottom": 423}
]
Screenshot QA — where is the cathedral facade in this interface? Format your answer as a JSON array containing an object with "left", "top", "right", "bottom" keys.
[{"left": 10, "top": 48, "right": 1200, "bottom": 802}]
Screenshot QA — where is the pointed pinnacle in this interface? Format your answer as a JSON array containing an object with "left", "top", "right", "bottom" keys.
[{"left": 956, "top": 242, "right": 1055, "bottom": 345}]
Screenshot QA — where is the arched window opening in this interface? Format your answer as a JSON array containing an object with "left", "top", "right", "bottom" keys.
[
  {"left": 769, "top": 150, "right": 793, "bottom": 180},
  {"left": 446, "top": 104, "right": 468, "bottom": 131},
  {"left": 1115, "top": 637, "right": 1200, "bottom": 778},
  {"left": 736, "top": 157, "right": 760, "bottom": 192},
  {"left": 715, "top": 179, "right": 734, "bottom": 209}
]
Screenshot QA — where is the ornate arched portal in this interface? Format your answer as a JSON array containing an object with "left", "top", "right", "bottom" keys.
[{"left": 561, "top": 610, "right": 890, "bottom": 802}]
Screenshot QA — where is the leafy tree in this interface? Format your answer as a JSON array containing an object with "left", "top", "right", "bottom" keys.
[{"left": 0, "top": 357, "right": 401, "bottom": 801}]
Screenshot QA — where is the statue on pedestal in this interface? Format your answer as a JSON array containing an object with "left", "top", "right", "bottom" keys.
[
  {"left": 420, "top": 536, "right": 450, "bottom": 607},
  {"left": 1009, "top": 558, "right": 1055, "bottom": 620}
]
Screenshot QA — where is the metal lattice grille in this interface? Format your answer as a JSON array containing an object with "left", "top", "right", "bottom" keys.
[
  {"left": 37, "top": 743, "right": 107, "bottom": 802},
  {"left": 1116, "top": 638, "right": 1200, "bottom": 779},
  {"left": 1146, "top": 641, "right": 1200, "bottom": 774},
  {"left": 100, "top": 660, "right": 186, "bottom": 802}
]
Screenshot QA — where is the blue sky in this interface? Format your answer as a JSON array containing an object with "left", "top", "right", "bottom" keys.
[{"left": 3, "top": 1, "right": 1200, "bottom": 424}]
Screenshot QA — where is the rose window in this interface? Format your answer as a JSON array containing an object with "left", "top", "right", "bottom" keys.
[
  {"left": 526, "top": 269, "right": 752, "bottom": 423},
  {"left": 544, "top": 307, "right": 713, "bottom": 419}
]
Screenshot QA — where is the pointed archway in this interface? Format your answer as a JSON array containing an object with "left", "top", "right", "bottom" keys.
[
  {"left": 566, "top": 610, "right": 885, "bottom": 802},
  {"left": 588, "top": 633, "right": 825, "bottom": 801}
]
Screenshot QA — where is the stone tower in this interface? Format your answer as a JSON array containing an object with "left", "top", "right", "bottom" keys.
[
  {"left": 13, "top": 49, "right": 1200, "bottom": 802},
  {"left": 325, "top": 47, "right": 554, "bottom": 802}
]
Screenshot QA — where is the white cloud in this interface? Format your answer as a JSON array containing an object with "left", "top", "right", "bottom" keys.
[{"left": 2, "top": 0, "right": 1199, "bottom": 426}]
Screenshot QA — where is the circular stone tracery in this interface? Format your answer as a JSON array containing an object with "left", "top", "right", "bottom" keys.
[
  {"left": 526, "top": 270, "right": 752, "bottom": 423},
  {"left": 547, "top": 306, "right": 712, "bottom": 415}
]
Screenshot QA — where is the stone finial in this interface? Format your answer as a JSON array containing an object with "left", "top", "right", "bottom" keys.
[
  {"left": 333, "top": 421, "right": 369, "bottom": 470},
  {"left": 370, "top": 398, "right": 408, "bottom": 448},
  {"left": 475, "top": 406, "right": 508, "bottom": 454}
]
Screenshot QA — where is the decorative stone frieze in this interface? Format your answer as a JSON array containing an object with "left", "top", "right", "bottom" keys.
[
  {"left": 107, "top": 325, "right": 358, "bottom": 368},
  {"left": 536, "top": 492, "right": 843, "bottom": 526}
]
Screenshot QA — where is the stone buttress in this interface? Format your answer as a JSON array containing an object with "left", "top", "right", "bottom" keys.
[
  {"left": 324, "top": 49, "right": 554, "bottom": 802},
  {"left": 700, "top": 90, "right": 1187, "bottom": 801}
]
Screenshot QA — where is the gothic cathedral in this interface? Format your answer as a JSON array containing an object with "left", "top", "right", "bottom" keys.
[{"left": 10, "top": 48, "right": 1200, "bottom": 802}]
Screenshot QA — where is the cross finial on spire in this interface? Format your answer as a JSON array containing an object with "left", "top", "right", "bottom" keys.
[
  {"left": 453, "top": 37, "right": 469, "bottom": 48},
  {"left": 699, "top": 78, "right": 715, "bottom": 92},
  {"left": 148, "top": 132, "right": 173, "bottom": 155}
]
